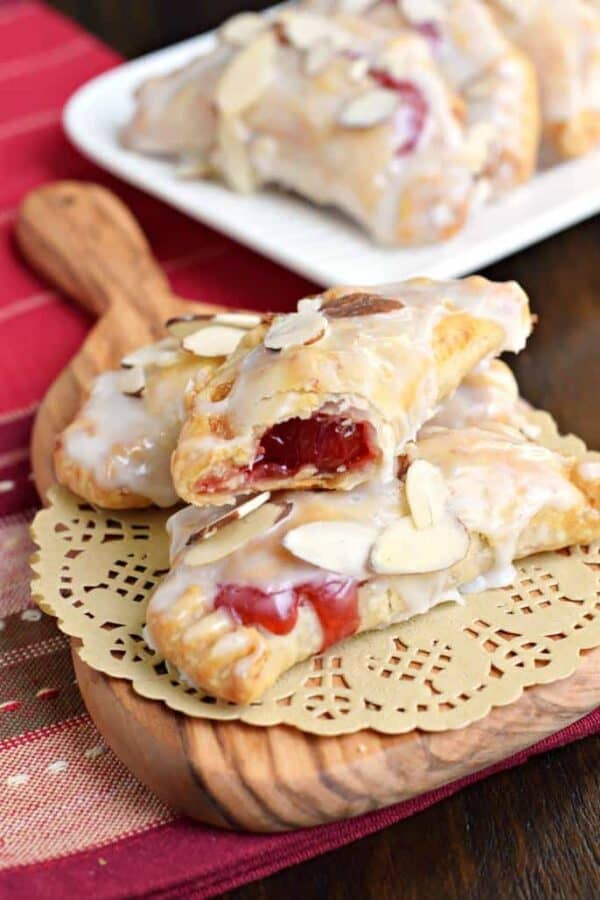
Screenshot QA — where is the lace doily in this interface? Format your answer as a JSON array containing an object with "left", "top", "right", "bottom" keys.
[{"left": 31, "top": 411, "right": 600, "bottom": 736}]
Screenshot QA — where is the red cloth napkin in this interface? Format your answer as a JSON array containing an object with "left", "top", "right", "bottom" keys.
[{"left": 0, "top": 3, "right": 597, "bottom": 897}]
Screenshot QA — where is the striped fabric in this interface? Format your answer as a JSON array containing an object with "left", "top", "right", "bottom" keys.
[{"left": 0, "top": 3, "right": 597, "bottom": 897}]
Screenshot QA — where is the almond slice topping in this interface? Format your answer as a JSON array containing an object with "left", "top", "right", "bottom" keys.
[
  {"left": 283, "top": 521, "right": 379, "bottom": 577},
  {"left": 184, "top": 501, "right": 289, "bottom": 567},
  {"left": 405, "top": 459, "right": 449, "bottom": 529},
  {"left": 322, "top": 292, "right": 404, "bottom": 318},
  {"left": 304, "top": 41, "right": 336, "bottom": 76},
  {"left": 297, "top": 294, "right": 323, "bottom": 314},
  {"left": 400, "top": 0, "right": 446, "bottom": 24},
  {"left": 282, "top": 13, "right": 346, "bottom": 51},
  {"left": 185, "top": 491, "right": 271, "bottom": 546},
  {"left": 217, "top": 117, "right": 258, "bottom": 194},
  {"left": 166, "top": 312, "right": 262, "bottom": 340},
  {"left": 221, "top": 12, "right": 266, "bottom": 48},
  {"left": 182, "top": 324, "right": 248, "bottom": 358},
  {"left": 264, "top": 311, "right": 328, "bottom": 350},
  {"left": 118, "top": 365, "right": 146, "bottom": 397},
  {"left": 338, "top": 88, "right": 398, "bottom": 129},
  {"left": 120, "top": 337, "right": 181, "bottom": 370},
  {"left": 216, "top": 31, "right": 276, "bottom": 118},
  {"left": 370, "top": 513, "right": 469, "bottom": 575}
]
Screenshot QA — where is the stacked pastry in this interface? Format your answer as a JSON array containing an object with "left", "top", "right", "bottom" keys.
[
  {"left": 121, "top": 2, "right": 600, "bottom": 245},
  {"left": 55, "top": 277, "right": 600, "bottom": 703}
]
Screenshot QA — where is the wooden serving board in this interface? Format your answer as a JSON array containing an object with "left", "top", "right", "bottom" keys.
[{"left": 21, "top": 182, "right": 600, "bottom": 833}]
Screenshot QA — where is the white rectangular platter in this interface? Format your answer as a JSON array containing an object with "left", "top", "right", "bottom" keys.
[{"left": 64, "top": 23, "right": 600, "bottom": 287}]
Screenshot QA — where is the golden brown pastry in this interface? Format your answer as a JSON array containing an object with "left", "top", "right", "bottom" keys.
[
  {"left": 54, "top": 313, "right": 263, "bottom": 508},
  {"left": 308, "top": 0, "right": 540, "bottom": 192},
  {"left": 172, "top": 277, "right": 533, "bottom": 506},
  {"left": 123, "top": 9, "right": 492, "bottom": 245},
  {"left": 147, "top": 424, "right": 600, "bottom": 703}
]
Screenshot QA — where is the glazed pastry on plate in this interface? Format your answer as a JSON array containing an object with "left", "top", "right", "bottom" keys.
[
  {"left": 172, "top": 277, "right": 533, "bottom": 506},
  {"left": 485, "top": 0, "right": 600, "bottom": 157},
  {"left": 122, "top": 9, "right": 491, "bottom": 245},
  {"left": 307, "top": 0, "right": 540, "bottom": 193},
  {"left": 54, "top": 312, "right": 263, "bottom": 508},
  {"left": 147, "top": 425, "right": 600, "bottom": 703}
]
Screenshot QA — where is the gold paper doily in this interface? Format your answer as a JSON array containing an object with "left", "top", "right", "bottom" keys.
[{"left": 31, "top": 411, "right": 600, "bottom": 736}]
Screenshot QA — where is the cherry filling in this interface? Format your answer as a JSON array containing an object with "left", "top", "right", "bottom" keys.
[
  {"left": 414, "top": 22, "right": 443, "bottom": 53},
  {"left": 215, "top": 579, "right": 359, "bottom": 651},
  {"left": 193, "top": 413, "right": 378, "bottom": 493},
  {"left": 249, "top": 413, "right": 378, "bottom": 480},
  {"left": 370, "top": 69, "right": 428, "bottom": 156}
]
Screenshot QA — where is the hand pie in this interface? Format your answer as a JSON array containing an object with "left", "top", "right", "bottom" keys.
[
  {"left": 54, "top": 314, "right": 262, "bottom": 508},
  {"left": 172, "top": 277, "right": 533, "bottom": 506},
  {"left": 308, "top": 0, "right": 540, "bottom": 193},
  {"left": 427, "top": 358, "right": 537, "bottom": 435},
  {"left": 485, "top": 0, "right": 600, "bottom": 157},
  {"left": 123, "top": 10, "right": 490, "bottom": 245},
  {"left": 147, "top": 425, "right": 600, "bottom": 703}
]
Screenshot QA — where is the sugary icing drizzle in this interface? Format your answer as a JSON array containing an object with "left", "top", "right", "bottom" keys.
[
  {"left": 150, "top": 423, "right": 585, "bottom": 647},
  {"left": 187, "top": 277, "right": 531, "bottom": 495}
]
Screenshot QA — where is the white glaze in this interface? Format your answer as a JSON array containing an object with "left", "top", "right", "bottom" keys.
[
  {"left": 62, "top": 350, "right": 210, "bottom": 506},
  {"left": 188, "top": 277, "right": 531, "bottom": 491},
  {"left": 151, "top": 423, "right": 583, "bottom": 633}
]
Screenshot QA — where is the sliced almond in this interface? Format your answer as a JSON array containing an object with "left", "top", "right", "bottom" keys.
[
  {"left": 297, "top": 294, "right": 323, "bottom": 314},
  {"left": 120, "top": 337, "right": 181, "bottom": 370},
  {"left": 400, "top": 0, "right": 446, "bottom": 24},
  {"left": 216, "top": 31, "right": 276, "bottom": 118},
  {"left": 322, "top": 292, "right": 404, "bottom": 318},
  {"left": 339, "top": 0, "right": 375, "bottom": 13},
  {"left": 220, "top": 12, "right": 266, "bottom": 48},
  {"left": 214, "top": 312, "right": 263, "bottom": 329},
  {"left": 175, "top": 153, "right": 214, "bottom": 180},
  {"left": 264, "top": 311, "right": 328, "bottom": 351},
  {"left": 405, "top": 459, "right": 449, "bottom": 529},
  {"left": 182, "top": 324, "right": 247, "bottom": 358},
  {"left": 166, "top": 312, "right": 262, "bottom": 340},
  {"left": 370, "top": 513, "right": 469, "bottom": 575},
  {"left": 282, "top": 13, "right": 341, "bottom": 51},
  {"left": 185, "top": 491, "right": 271, "bottom": 546},
  {"left": 304, "top": 40, "right": 336, "bottom": 76},
  {"left": 348, "top": 56, "right": 370, "bottom": 83},
  {"left": 283, "top": 521, "right": 379, "bottom": 576},
  {"left": 217, "top": 117, "right": 258, "bottom": 194},
  {"left": 184, "top": 501, "right": 289, "bottom": 567},
  {"left": 338, "top": 88, "right": 398, "bottom": 129},
  {"left": 118, "top": 365, "right": 145, "bottom": 397}
]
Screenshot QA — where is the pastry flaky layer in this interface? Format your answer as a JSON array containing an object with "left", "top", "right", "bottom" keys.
[
  {"left": 171, "top": 276, "right": 533, "bottom": 507},
  {"left": 122, "top": 9, "right": 497, "bottom": 246},
  {"left": 147, "top": 423, "right": 600, "bottom": 704},
  {"left": 53, "top": 314, "right": 264, "bottom": 509}
]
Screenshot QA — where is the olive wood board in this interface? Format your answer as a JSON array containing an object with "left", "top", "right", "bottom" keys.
[{"left": 21, "top": 181, "right": 600, "bottom": 832}]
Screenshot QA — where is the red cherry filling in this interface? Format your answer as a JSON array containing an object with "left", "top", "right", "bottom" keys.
[
  {"left": 215, "top": 578, "right": 359, "bottom": 651},
  {"left": 370, "top": 70, "right": 428, "bottom": 155},
  {"left": 249, "top": 413, "right": 378, "bottom": 480},
  {"left": 414, "top": 22, "right": 443, "bottom": 52},
  {"left": 192, "top": 413, "right": 377, "bottom": 493}
]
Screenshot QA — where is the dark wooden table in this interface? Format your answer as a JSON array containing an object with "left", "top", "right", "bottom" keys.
[{"left": 45, "top": 2, "right": 600, "bottom": 898}]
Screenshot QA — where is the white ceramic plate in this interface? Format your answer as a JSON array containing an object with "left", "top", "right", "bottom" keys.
[{"left": 64, "top": 25, "right": 600, "bottom": 287}]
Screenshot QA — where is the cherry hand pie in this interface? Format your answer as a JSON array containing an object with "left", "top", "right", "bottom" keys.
[
  {"left": 147, "top": 424, "right": 600, "bottom": 703},
  {"left": 54, "top": 313, "right": 262, "bottom": 508},
  {"left": 122, "top": 9, "right": 492, "bottom": 245},
  {"left": 171, "top": 277, "right": 532, "bottom": 506},
  {"left": 308, "top": 0, "right": 540, "bottom": 193},
  {"left": 486, "top": 0, "right": 600, "bottom": 158}
]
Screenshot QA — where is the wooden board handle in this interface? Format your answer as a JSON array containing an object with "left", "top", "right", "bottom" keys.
[{"left": 16, "top": 181, "right": 174, "bottom": 328}]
